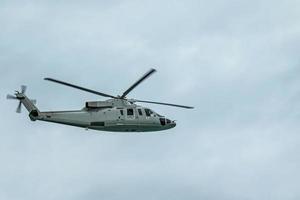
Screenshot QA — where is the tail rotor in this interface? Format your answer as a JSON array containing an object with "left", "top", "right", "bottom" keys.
[{"left": 7, "top": 85, "right": 36, "bottom": 113}]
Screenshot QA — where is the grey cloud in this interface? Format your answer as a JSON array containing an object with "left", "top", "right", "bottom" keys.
[{"left": 1, "top": 0, "right": 300, "bottom": 200}]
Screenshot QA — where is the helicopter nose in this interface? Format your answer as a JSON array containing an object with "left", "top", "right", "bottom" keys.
[
  {"left": 163, "top": 118, "right": 176, "bottom": 128},
  {"left": 172, "top": 120, "right": 176, "bottom": 127}
]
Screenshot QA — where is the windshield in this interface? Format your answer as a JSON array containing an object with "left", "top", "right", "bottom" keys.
[
  {"left": 145, "top": 108, "right": 163, "bottom": 117},
  {"left": 156, "top": 113, "right": 164, "bottom": 117}
]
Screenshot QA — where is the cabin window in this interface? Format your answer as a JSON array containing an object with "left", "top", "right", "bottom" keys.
[
  {"left": 145, "top": 109, "right": 153, "bottom": 117},
  {"left": 138, "top": 109, "right": 143, "bottom": 116},
  {"left": 127, "top": 108, "right": 134, "bottom": 116},
  {"left": 120, "top": 110, "right": 124, "bottom": 115}
]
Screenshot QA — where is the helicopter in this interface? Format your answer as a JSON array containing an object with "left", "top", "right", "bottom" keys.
[{"left": 7, "top": 68, "right": 194, "bottom": 132}]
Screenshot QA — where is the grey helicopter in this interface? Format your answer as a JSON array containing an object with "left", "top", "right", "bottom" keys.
[{"left": 7, "top": 69, "right": 194, "bottom": 132}]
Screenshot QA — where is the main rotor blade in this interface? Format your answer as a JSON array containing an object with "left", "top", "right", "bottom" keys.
[
  {"left": 121, "top": 68, "right": 157, "bottom": 98},
  {"left": 16, "top": 102, "right": 22, "bottom": 113},
  {"left": 44, "top": 78, "right": 117, "bottom": 99},
  {"left": 132, "top": 99, "right": 194, "bottom": 109},
  {"left": 7, "top": 94, "right": 17, "bottom": 100}
]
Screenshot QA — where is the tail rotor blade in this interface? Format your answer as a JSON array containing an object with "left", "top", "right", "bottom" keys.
[
  {"left": 21, "top": 85, "right": 27, "bottom": 94},
  {"left": 16, "top": 102, "right": 22, "bottom": 113},
  {"left": 7, "top": 94, "right": 17, "bottom": 100}
]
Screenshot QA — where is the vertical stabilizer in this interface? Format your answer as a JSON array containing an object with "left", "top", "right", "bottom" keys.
[{"left": 20, "top": 95, "right": 39, "bottom": 113}]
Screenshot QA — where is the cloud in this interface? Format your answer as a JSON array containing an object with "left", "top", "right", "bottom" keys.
[{"left": 1, "top": 0, "right": 300, "bottom": 200}]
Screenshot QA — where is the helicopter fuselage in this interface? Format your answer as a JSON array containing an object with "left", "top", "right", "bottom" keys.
[
  {"left": 34, "top": 107, "right": 176, "bottom": 132},
  {"left": 31, "top": 100, "right": 176, "bottom": 132}
]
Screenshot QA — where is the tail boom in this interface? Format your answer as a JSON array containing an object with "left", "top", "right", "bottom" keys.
[{"left": 18, "top": 94, "right": 40, "bottom": 121}]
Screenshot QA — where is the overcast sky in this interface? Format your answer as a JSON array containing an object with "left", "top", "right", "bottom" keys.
[{"left": 1, "top": 0, "right": 300, "bottom": 199}]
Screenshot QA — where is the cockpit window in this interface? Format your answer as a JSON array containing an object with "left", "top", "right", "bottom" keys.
[
  {"left": 160, "top": 118, "right": 166, "bottom": 126},
  {"left": 120, "top": 110, "right": 124, "bottom": 115},
  {"left": 127, "top": 108, "right": 134, "bottom": 116}
]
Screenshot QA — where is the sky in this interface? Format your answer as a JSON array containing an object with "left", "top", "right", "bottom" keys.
[{"left": 1, "top": 0, "right": 300, "bottom": 199}]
